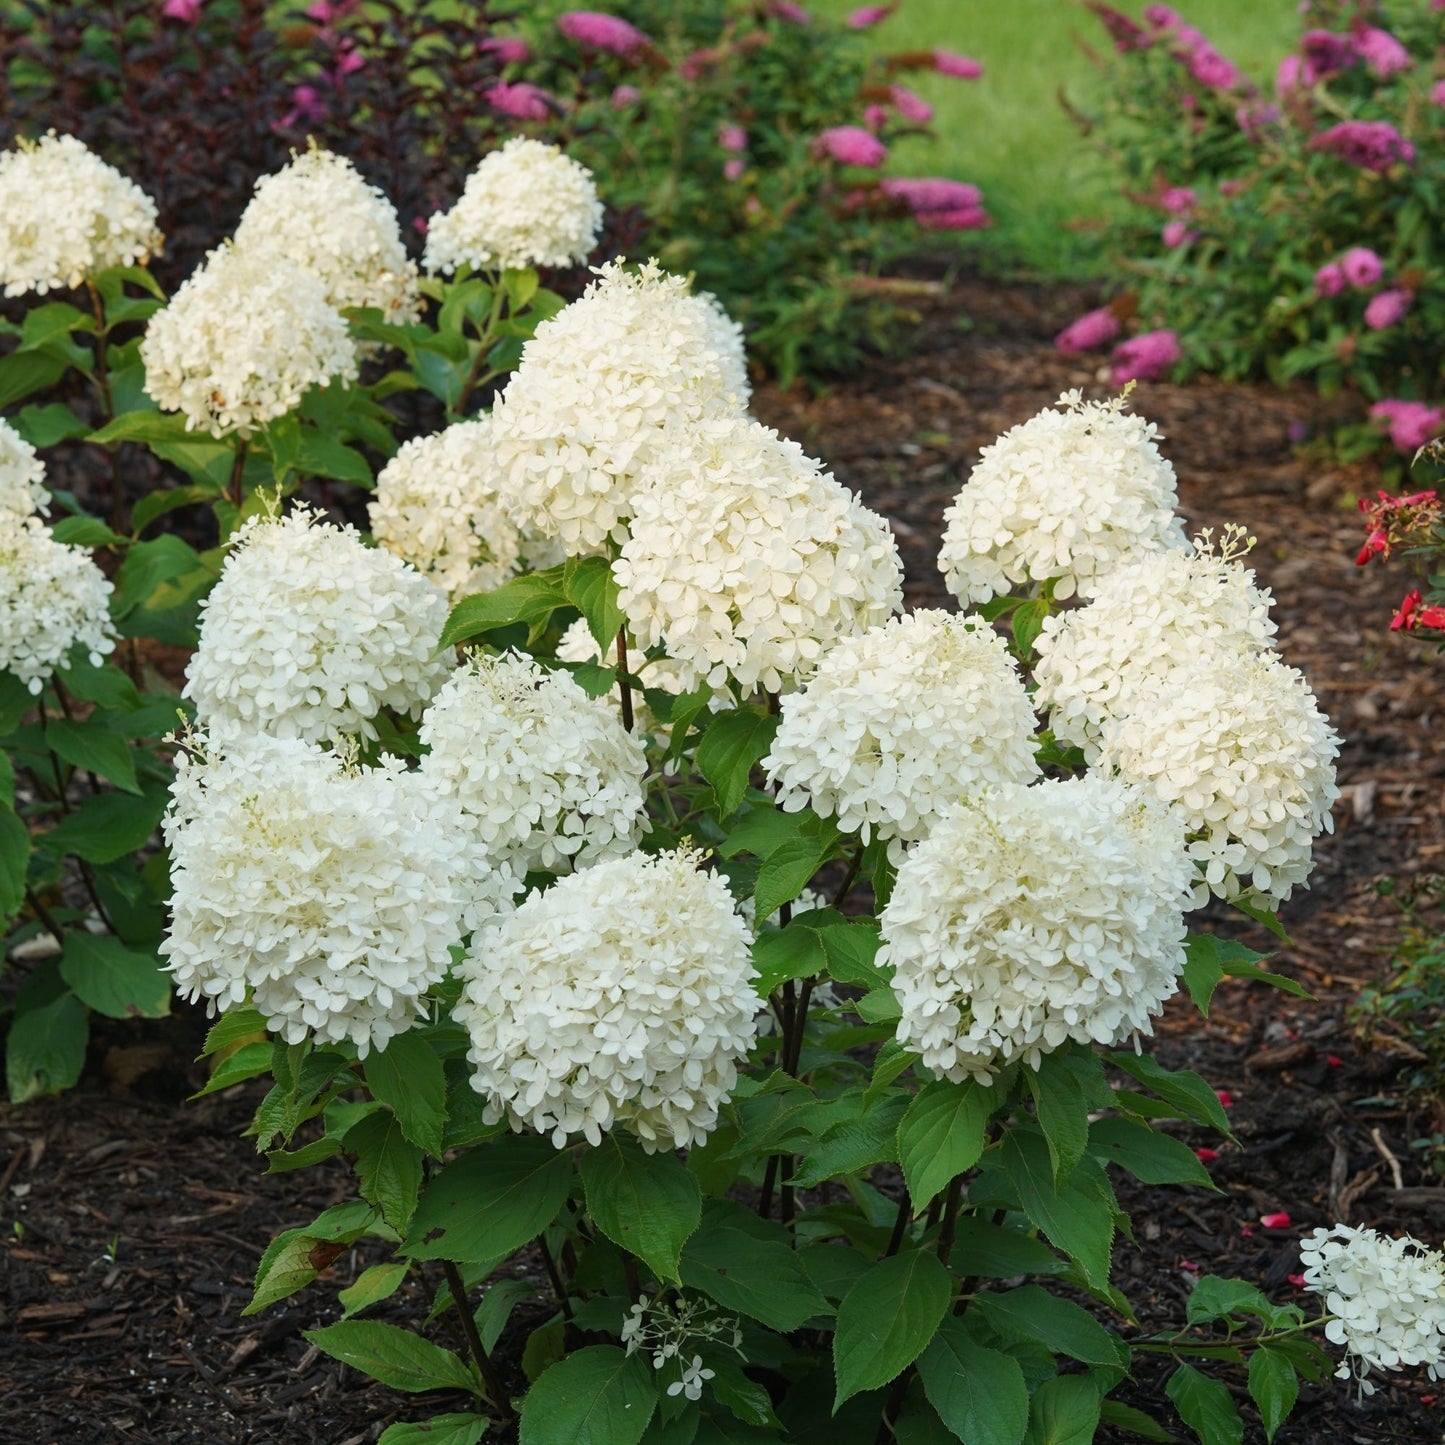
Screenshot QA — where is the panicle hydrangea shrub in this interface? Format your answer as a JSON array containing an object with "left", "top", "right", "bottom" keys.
[{"left": 0, "top": 417, "right": 50, "bottom": 518}]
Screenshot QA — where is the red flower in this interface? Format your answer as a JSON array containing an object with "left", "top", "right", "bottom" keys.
[{"left": 1391, "top": 590, "right": 1424, "bottom": 630}]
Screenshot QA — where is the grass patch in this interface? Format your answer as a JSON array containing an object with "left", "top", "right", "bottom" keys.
[{"left": 817, "top": 0, "right": 1298, "bottom": 277}]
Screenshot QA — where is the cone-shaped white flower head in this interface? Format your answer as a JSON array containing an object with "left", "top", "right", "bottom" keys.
[
  {"left": 140, "top": 245, "right": 357, "bottom": 437},
  {"left": 418, "top": 651, "right": 648, "bottom": 907},
  {"left": 615, "top": 416, "right": 903, "bottom": 693},
  {"left": 0, "top": 513, "right": 116, "bottom": 693},
  {"left": 879, "top": 776, "right": 1193, "bottom": 1082},
  {"left": 454, "top": 847, "right": 758, "bottom": 1150},
  {"left": 1093, "top": 646, "right": 1340, "bottom": 906},
  {"left": 765, "top": 609, "right": 1040, "bottom": 855},
  {"left": 423, "top": 137, "right": 603, "bottom": 274},
  {"left": 234, "top": 145, "right": 421, "bottom": 323},
  {"left": 185, "top": 507, "right": 451, "bottom": 744},
  {"left": 489, "top": 259, "right": 750, "bottom": 553},
  {"left": 369, "top": 417, "right": 535, "bottom": 601},
  {"left": 0, "top": 418, "right": 49, "bottom": 518},
  {"left": 1300, "top": 1225, "right": 1445, "bottom": 1395},
  {"left": 938, "top": 390, "right": 1188, "bottom": 605},
  {"left": 162, "top": 734, "right": 465, "bottom": 1056},
  {"left": 1033, "top": 528, "right": 1277, "bottom": 749},
  {"left": 0, "top": 132, "right": 162, "bottom": 296}
]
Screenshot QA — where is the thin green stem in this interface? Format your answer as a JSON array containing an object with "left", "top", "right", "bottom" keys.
[
  {"left": 85, "top": 281, "right": 126, "bottom": 531},
  {"left": 440, "top": 1259, "right": 515, "bottom": 1421},
  {"left": 455, "top": 279, "right": 509, "bottom": 415},
  {"left": 615, "top": 626, "right": 635, "bottom": 734}
]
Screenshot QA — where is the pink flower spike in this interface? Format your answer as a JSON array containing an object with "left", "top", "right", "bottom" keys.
[
  {"left": 1354, "top": 25, "right": 1410, "bottom": 79},
  {"left": 718, "top": 123, "right": 748, "bottom": 153},
  {"left": 847, "top": 4, "right": 895, "bottom": 27},
  {"left": 1372, "top": 400, "right": 1444, "bottom": 453},
  {"left": 1055, "top": 306, "right": 1121, "bottom": 354},
  {"left": 1162, "top": 219, "right": 1194, "bottom": 248},
  {"left": 1365, "top": 288, "right": 1413, "bottom": 331},
  {"left": 483, "top": 80, "right": 555, "bottom": 121},
  {"left": 1188, "top": 45, "right": 1240, "bottom": 91},
  {"left": 1143, "top": 5, "right": 1183, "bottom": 30},
  {"left": 1194, "top": 1147, "right": 1220, "bottom": 1163},
  {"left": 1109, "top": 329, "right": 1181, "bottom": 385},
  {"left": 412, "top": 216, "right": 429, "bottom": 236},
  {"left": 890, "top": 85, "right": 934, "bottom": 125},
  {"left": 771, "top": 1, "right": 812, "bottom": 22},
  {"left": 862, "top": 104, "right": 891, "bottom": 132},
  {"left": 161, "top": 0, "right": 202, "bottom": 20},
  {"left": 1261, "top": 1211, "right": 1292, "bottom": 1229},
  {"left": 1340, "top": 246, "right": 1383, "bottom": 289},
  {"left": 934, "top": 50, "right": 983, "bottom": 79},
  {"left": 610, "top": 84, "right": 641, "bottom": 108},
  {"left": 1216, "top": 1088, "right": 1235, "bottom": 1109},
  {"left": 1309, "top": 120, "right": 1415, "bottom": 172},
  {"left": 333, "top": 43, "right": 364, "bottom": 77},
  {"left": 917, "top": 205, "right": 990, "bottom": 232},
  {"left": 724, "top": 158, "right": 745, "bottom": 181},
  {"left": 1314, "top": 262, "right": 1345, "bottom": 298},
  {"left": 814, "top": 126, "right": 888, "bottom": 168},
  {"left": 1160, "top": 186, "right": 1196, "bottom": 215},
  {"left": 557, "top": 10, "right": 653, "bottom": 59},
  {"left": 481, "top": 36, "right": 531, "bottom": 66},
  {"left": 1433, "top": 80, "right": 1445, "bottom": 108}
]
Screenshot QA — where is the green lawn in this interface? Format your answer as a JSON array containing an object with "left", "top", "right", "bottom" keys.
[{"left": 817, "top": 0, "right": 1300, "bottom": 276}]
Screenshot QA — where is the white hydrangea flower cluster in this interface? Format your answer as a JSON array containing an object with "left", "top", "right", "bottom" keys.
[
  {"left": 233, "top": 146, "right": 421, "bottom": 324},
  {"left": 423, "top": 137, "right": 603, "bottom": 274},
  {"left": 1093, "top": 649, "right": 1340, "bottom": 905},
  {"left": 615, "top": 416, "right": 903, "bottom": 694},
  {"left": 0, "top": 132, "right": 162, "bottom": 297},
  {"left": 0, "top": 418, "right": 50, "bottom": 517},
  {"left": 1300, "top": 1224, "right": 1445, "bottom": 1395},
  {"left": 140, "top": 244, "right": 358, "bottom": 437},
  {"left": 185, "top": 507, "right": 451, "bottom": 744},
  {"left": 489, "top": 259, "right": 750, "bottom": 553},
  {"left": 0, "top": 512, "right": 116, "bottom": 693},
  {"left": 162, "top": 733, "right": 465, "bottom": 1056},
  {"left": 1034, "top": 536, "right": 1278, "bottom": 750},
  {"left": 765, "top": 610, "right": 1039, "bottom": 856},
  {"left": 937, "top": 390, "right": 1187, "bottom": 605},
  {"left": 419, "top": 652, "right": 648, "bottom": 923},
  {"left": 369, "top": 418, "right": 529, "bottom": 601},
  {"left": 879, "top": 776, "right": 1193, "bottom": 1082},
  {"left": 454, "top": 847, "right": 758, "bottom": 1150}
]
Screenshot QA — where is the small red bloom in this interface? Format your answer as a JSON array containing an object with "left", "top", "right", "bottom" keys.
[
  {"left": 1261, "top": 1211, "right": 1292, "bottom": 1229},
  {"left": 1391, "top": 590, "right": 1424, "bottom": 631},
  {"left": 1288, "top": 1273, "right": 1306, "bottom": 1288},
  {"left": 1356, "top": 529, "right": 1389, "bottom": 566},
  {"left": 1216, "top": 1088, "right": 1235, "bottom": 1109},
  {"left": 1179, "top": 1259, "right": 1200, "bottom": 1272},
  {"left": 1195, "top": 1147, "right": 1220, "bottom": 1162},
  {"left": 1327, "top": 1054, "right": 1343, "bottom": 1068}
]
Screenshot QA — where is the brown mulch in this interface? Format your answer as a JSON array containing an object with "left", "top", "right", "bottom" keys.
[{"left": 3, "top": 268, "right": 1444, "bottom": 1444}]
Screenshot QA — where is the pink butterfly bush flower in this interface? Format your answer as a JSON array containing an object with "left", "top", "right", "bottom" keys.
[
  {"left": 483, "top": 81, "right": 554, "bottom": 121},
  {"left": 1162, "top": 219, "right": 1195, "bottom": 248},
  {"left": 1054, "top": 306, "right": 1120, "bottom": 354},
  {"left": 1353, "top": 25, "right": 1410, "bottom": 79},
  {"left": 1087, "top": 3, "right": 1151, "bottom": 53},
  {"left": 161, "top": 0, "right": 202, "bottom": 20},
  {"left": 890, "top": 86, "right": 934, "bottom": 125},
  {"left": 1309, "top": 120, "right": 1415, "bottom": 171},
  {"left": 1432, "top": 80, "right": 1445, "bottom": 107},
  {"left": 881, "top": 178, "right": 989, "bottom": 229},
  {"left": 724, "top": 159, "right": 745, "bottom": 182},
  {"left": 557, "top": 11, "right": 653, "bottom": 59},
  {"left": 1371, "top": 400, "right": 1443, "bottom": 453},
  {"left": 862, "top": 104, "right": 890, "bottom": 132},
  {"left": 481, "top": 36, "right": 531, "bottom": 66},
  {"left": 1186, "top": 43, "right": 1240, "bottom": 91},
  {"left": 1364, "top": 288, "right": 1413, "bottom": 330},
  {"left": 847, "top": 4, "right": 895, "bottom": 27},
  {"left": 1109, "top": 329, "right": 1181, "bottom": 385},
  {"left": 1299, "top": 29, "right": 1356, "bottom": 82},
  {"left": 1236, "top": 100, "right": 1280, "bottom": 137},
  {"left": 771, "top": 1, "right": 811, "bottom": 22},
  {"left": 718, "top": 124, "right": 747, "bottom": 153},
  {"left": 815, "top": 126, "right": 888, "bottom": 168},
  {"left": 1160, "top": 186, "right": 1195, "bottom": 214},
  {"left": 1340, "top": 247, "right": 1383, "bottom": 289},
  {"left": 1313, "top": 262, "right": 1345, "bottom": 297},
  {"left": 1143, "top": 5, "right": 1183, "bottom": 30},
  {"left": 933, "top": 50, "right": 984, "bottom": 78},
  {"left": 278, "top": 83, "right": 328, "bottom": 129},
  {"left": 611, "top": 84, "right": 641, "bottom": 107}
]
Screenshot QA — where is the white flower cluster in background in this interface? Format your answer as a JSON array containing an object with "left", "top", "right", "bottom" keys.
[
  {"left": 1300, "top": 1224, "right": 1445, "bottom": 1394},
  {"left": 423, "top": 137, "right": 603, "bottom": 274},
  {"left": 140, "top": 244, "right": 358, "bottom": 437},
  {"left": 0, "top": 418, "right": 50, "bottom": 517},
  {"left": 185, "top": 507, "right": 450, "bottom": 743},
  {"left": 938, "top": 390, "right": 1187, "bottom": 604},
  {"left": 1034, "top": 537, "right": 1278, "bottom": 750},
  {"left": 766, "top": 610, "right": 1039, "bottom": 855},
  {"left": 162, "top": 734, "right": 464, "bottom": 1056},
  {"left": 880, "top": 776, "right": 1193, "bottom": 1082},
  {"left": 369, "top": 418, "right": 529, "bottom": 601},
  {"left": 420, "top": 652, "right": 647, "bottom": 889},
  {"left": 1094, "top": 648, "right": 1340, "bottom": 905},
  {"left": 0, "top": 132, "right": 162, "bottom": 296},
  {"left": 490, "top": 259, "right": 750, "bottom": 553},
  {"left": 616, "top": 416, "right": 903, "bottom": 693},
  {"left": 233, "top": 146, "right": 421, "bottom": 324},
  {"left": 0, "top": 511, "right": 116, "bottom": 693},
  {"left": 454, "top": 848, "right": 758, "bottom": 1150}
]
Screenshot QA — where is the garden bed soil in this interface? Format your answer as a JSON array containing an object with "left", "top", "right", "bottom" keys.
[{"left": 3, "top": 267, "right": 1444, "bottom": 1444}]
